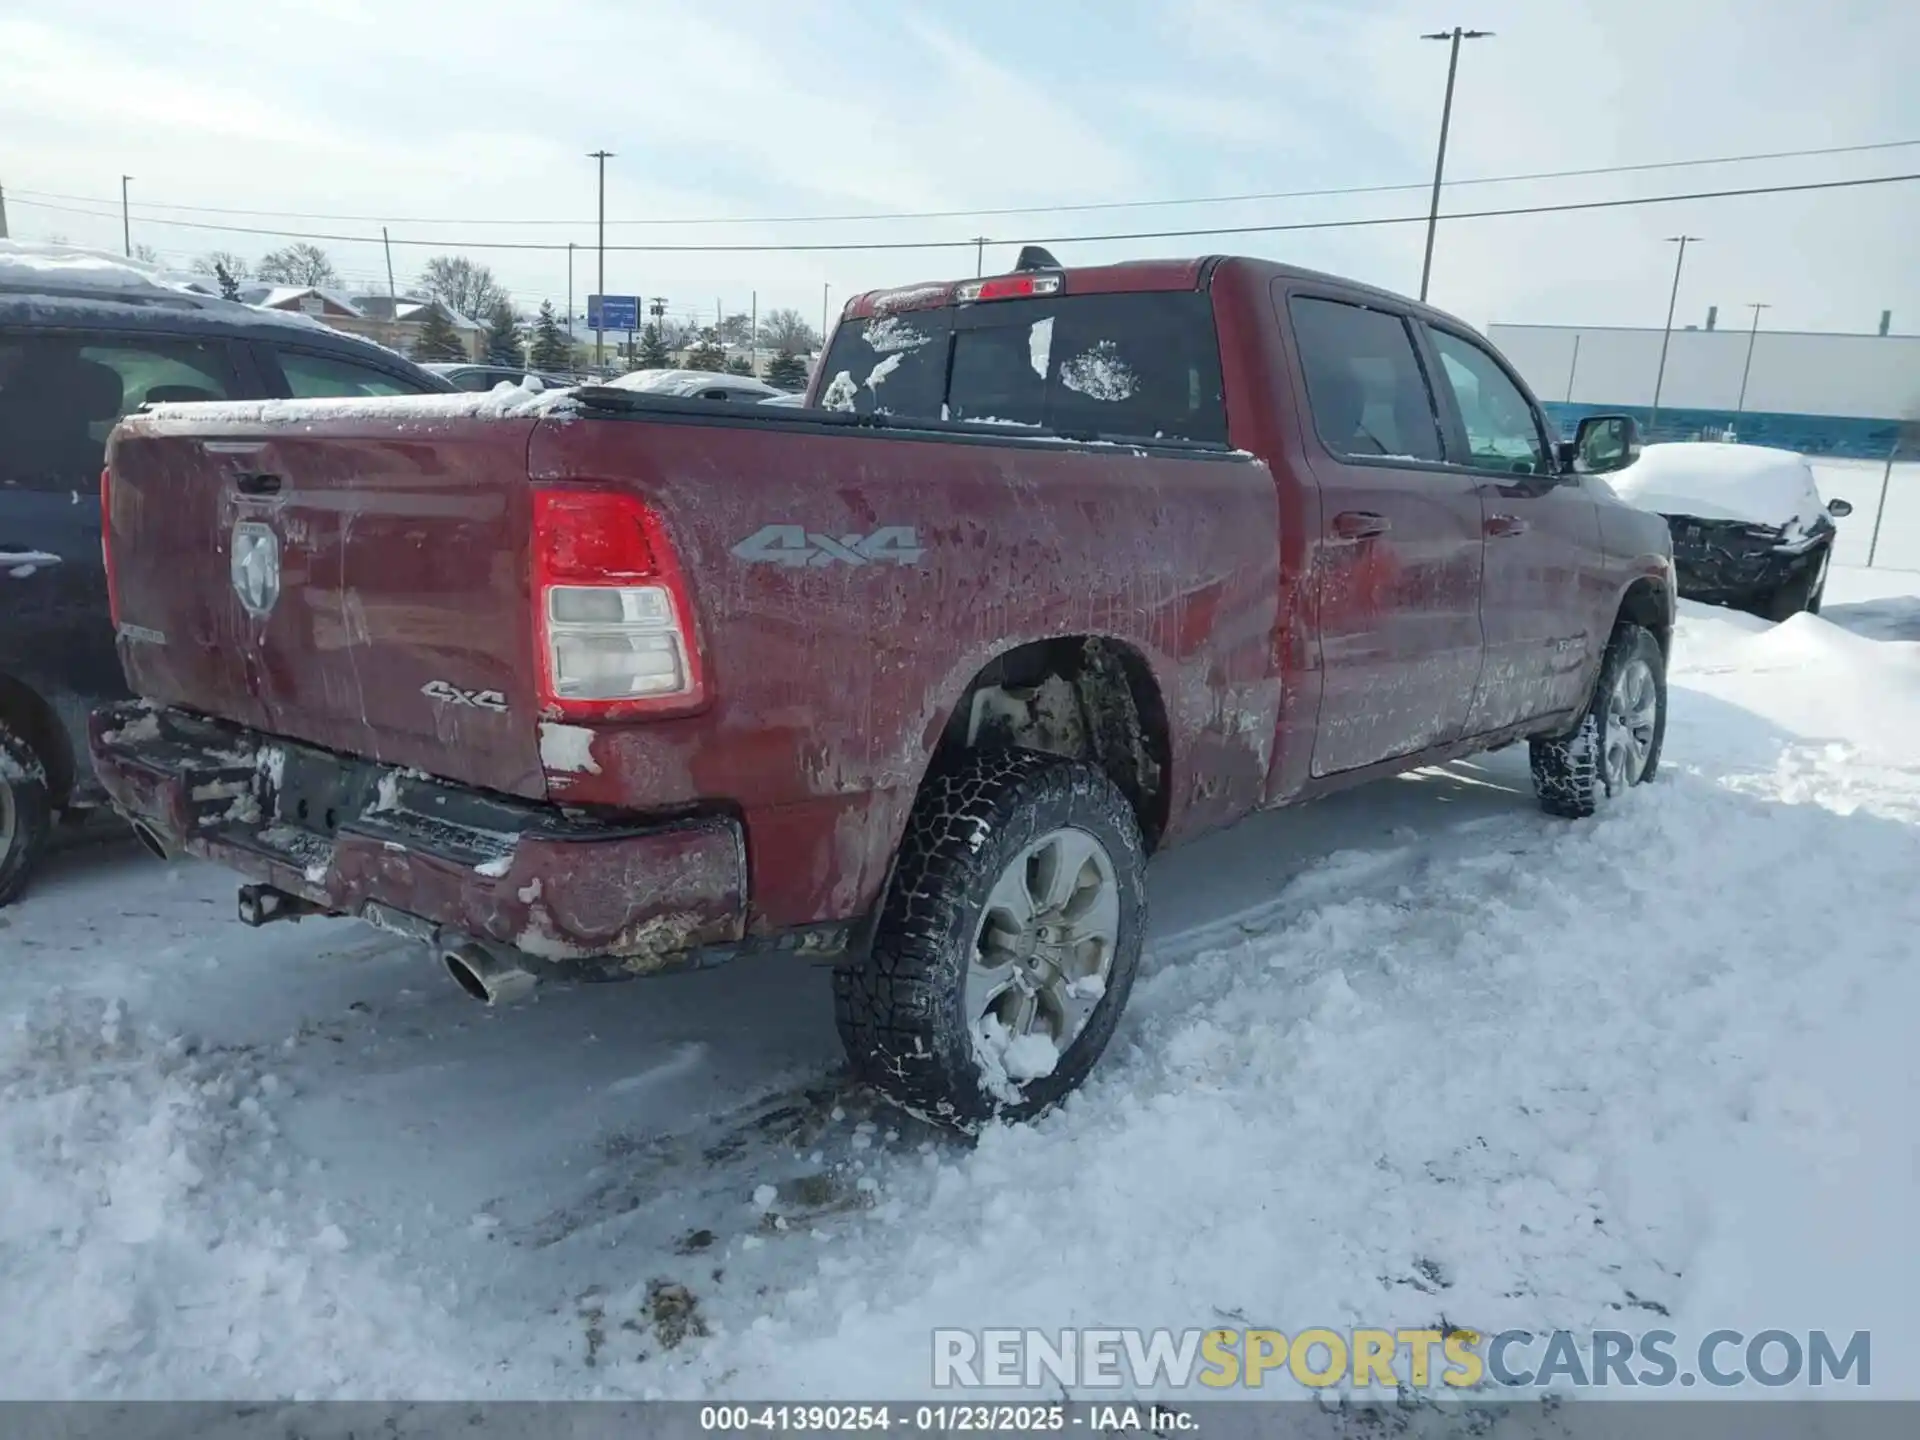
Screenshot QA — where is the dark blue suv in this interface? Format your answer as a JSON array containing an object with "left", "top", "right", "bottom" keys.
[{"left": 0, "top": 246, "right": 452, "bottom": 904}]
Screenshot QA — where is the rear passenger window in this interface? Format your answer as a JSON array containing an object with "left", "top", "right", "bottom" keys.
[
  {"left": 817, "top": 309, "right": 953, "bottom": 419},
  {"left": 1287, "top": 296, "right": 1444, "bottom": 462}
]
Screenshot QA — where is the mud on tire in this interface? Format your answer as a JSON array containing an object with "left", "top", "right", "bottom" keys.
[
  {"left": 834, "top": 749, "right": 1148, "bottom": 1131},
  {"left": 1530, "top": 622, "right": 1667, "bottom": 820},
  {"left": 0, "top": 719, "right": 54, "bottom": 909}
]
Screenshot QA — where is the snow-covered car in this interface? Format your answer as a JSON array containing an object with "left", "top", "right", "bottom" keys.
[
  {"left": 759, "top": 390, "right": 806, "bottom": 407},
  {"left": 1608, "top": 442, "right": 1853, "bottom": 619},
  {"left": 604, "top": 369, "right": 784, "bottom": 403},
  {"left": 425, "top": 362, "right": 579, "bottom": 392}
]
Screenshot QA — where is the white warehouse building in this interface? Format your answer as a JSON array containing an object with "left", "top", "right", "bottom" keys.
[{"left": 1486, "top": 320, "right": 1919, "bottom": 460}]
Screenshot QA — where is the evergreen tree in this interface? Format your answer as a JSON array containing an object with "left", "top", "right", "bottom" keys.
[
  {"left": 214, "top": 262, "right": 242, "bottom": 302},
  {"left": 637, "top": 324, "right": 671, "bottom": 370},
  {"left": 725, "top": 353, "right": 754, "bottom": 377},
  {"left": 685, "top": 327, "right": 726, "bottom": 372},
  {"left": 765, "top": 350, "right": 809, "bottom": 390},
  {"left": 528, "top": 301, "right": 571, "bottom": 371},
  {"left": 484, "top": 299, "right": 523, "bottom": 366},
  {"left": 411, "top": 303, "right": 466, "bottom": 362}
]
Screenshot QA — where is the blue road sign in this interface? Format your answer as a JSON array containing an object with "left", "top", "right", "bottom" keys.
[{"left": 588, "top": 294, "right": 640, "bottom": 331}]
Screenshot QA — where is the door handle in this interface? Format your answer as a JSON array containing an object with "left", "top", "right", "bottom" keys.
[
  {"left": 235, "top": 472, "right": 282, "bottom": 496},
  {"left": 1331, "top": 510, "right": 1390, "bottom": 540},
  {"left": 1485, "top": 513, "right": 1530, "bottom": 538}
]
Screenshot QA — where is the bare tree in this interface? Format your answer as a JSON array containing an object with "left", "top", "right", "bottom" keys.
[
  {"left": 760, "top": 307, "right": 822, "bottom": 355},
  {"left": 131, "top": 243, "right": 161, "bottom": 264},
  {"left": 257, "top": 243, "right": 341, "bottom": 288},
  {"left": 417, "top": 256, "right": 510, "bottom": 322},
  {"left": 718, "top": 312, "right": 754, "bottom": 346},
  {"left": 192, "top": 251, "right": 252, "bottom": 282}
]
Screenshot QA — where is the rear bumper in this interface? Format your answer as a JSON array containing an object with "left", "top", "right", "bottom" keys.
[{"left": 89, "top": 703, "right": 747, "bottom": 970}]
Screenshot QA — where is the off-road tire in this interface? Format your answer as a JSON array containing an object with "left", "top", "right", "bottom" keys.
[
  {"left": 0, "top": 720, "right": 54, "bottom": 909},
  {"left": 1529, "top": 623, "right": 1667, "bottom": 820},
  {"left": 834, "top": 749, "right": 1148, "bottom": 1131}
]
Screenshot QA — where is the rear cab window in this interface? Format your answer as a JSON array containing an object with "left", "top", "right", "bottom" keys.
[
  {"left": 1286, "top": 294, "right": 1445, "bottom": 463},
  {"left": 818, "top": 289, "right": 1228, "bottom": 445}
]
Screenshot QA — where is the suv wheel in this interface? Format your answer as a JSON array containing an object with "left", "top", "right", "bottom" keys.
[
  {"left": 1530, "top": 623, "right": 1667, "bottom": 820},
  {"left": 0, "top": 719, "right": 54, "bottom": 908},
  {"left": 834, "top": 749, "right": 1148, "bottom": 1130}
]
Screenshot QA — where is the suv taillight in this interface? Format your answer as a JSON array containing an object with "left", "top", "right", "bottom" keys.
[
  {"left": 100, "top": 466, "right": 121, "bottom": 629},
  {"left": 531, "top": 488, "right": 705, "bottom": 719}
]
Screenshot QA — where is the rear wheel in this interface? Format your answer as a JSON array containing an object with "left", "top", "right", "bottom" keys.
[
  {"left": 0, "top": 720, "right": 54, "bottom": 909},
  {"left": 1530, "top": 624, "right": 1667, "bottom": 820},
  {"left": 834, "top": 749, "right": 1147, "bottom": 1130},
  {"left": 1763, "top": 547, "right": 1830, "bottom": 620}
]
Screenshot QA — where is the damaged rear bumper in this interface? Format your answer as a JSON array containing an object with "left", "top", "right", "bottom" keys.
[
  {"left": 89, "top": 703, "right": 747, "bottom": 972},
  {"left": 1664, "top": 514, "right": 1830, "bottom": 604}
]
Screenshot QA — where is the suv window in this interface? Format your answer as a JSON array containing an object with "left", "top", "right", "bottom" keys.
[
  {"left": 276, "top": 349, "right": 426, "bottom": 398},
  {"left": 0, "top": 335, "right": 236, "bottom": 493},
  {"left": 1428, "top": 329, "right": 1548, "bottom": 475},
  {"left": 819, "top": 291, "right": 1228, "bottom": 444},
  {"left": 1287, "top": 295, "right": 1444, "bottom": 462}
]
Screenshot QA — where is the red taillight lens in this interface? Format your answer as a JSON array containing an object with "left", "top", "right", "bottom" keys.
[
  {"left": 100, "top": 466, "right": 121, "bottom": 628},
  {"left": 531, "top": 488, "right": 705, "bottom": 720},
  {"left": 956, "top": 273, "right": 1063, "bottom": 303}
]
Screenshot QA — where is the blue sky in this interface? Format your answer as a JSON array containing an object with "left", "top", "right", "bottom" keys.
[{"left": 3, "top": 0, "right": 1915, "bottom": 336}]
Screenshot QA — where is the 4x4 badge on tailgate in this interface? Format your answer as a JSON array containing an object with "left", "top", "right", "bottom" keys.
[
  {"left": 731, "top": 524, "right": 923, "bottom": 569},
  {"left": 421, "top": 680, "right": 508, "bottom": 713},
  {"left": 230, "top": 521, "right": 281, "bottom": 617}
]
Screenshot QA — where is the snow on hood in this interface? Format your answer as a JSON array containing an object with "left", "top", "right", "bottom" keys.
[{"left": 1610, "top": 442, "right": 1831, "bottom": 535}]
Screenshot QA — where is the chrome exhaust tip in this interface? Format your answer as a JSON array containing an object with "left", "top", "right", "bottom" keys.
[
  {"left": 130, "top": 819, "right": 174, "bottom": 861},
  {"left": 440, "top": 940, "right": 538, "bottom": 1006}
]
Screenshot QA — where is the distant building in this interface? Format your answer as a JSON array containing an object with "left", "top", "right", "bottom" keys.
[
  {"left": 1488, "top": 321, "right": 1919, "bottom": 459},
  {"left": 239, "top": 286, "right": 485, "bottom": 361}
]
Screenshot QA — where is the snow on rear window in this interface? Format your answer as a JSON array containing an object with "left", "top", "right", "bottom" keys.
[
  {"left": 866, "top": 353, "right": 905, "bottom": 391},
  {"left": 864, "top": 316, "right": 935, "bottom": 356},
  {"left": 1060, "top": 341, "right": 1137, "bottom": 403},
  {"left": 821, "top": 371, "right": 860, "bottom": 413},
  {"left": 1029, "top": 318, "right": 1054, "bottom": 379}
]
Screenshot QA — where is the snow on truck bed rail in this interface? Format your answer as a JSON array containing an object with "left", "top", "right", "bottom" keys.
[{"left": 138, "top": 387, "right": 581, "bottom": 428}]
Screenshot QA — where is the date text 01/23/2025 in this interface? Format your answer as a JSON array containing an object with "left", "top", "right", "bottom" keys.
[{"left": 698, "top": 1403, "right": 1198, "bottom": 1434}]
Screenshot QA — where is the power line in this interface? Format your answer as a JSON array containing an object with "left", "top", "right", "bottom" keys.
[
  {"left": 11, "top": 171, "right": 1916, "bottom": 254},
  {"left": 7, "top": 138, "right": 1916, "bottom": 229}
]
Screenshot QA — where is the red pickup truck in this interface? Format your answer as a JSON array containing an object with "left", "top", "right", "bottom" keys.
[{"left": 92, "top": 253, "right": 1673, "bottom": 1128}]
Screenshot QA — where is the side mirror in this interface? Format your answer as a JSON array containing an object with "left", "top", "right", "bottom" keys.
[
  {"left": 1828, "top": 498, "right": 1854, "bottom": 519},
  {"left": 1567, "top": 414, "right": 1642, "bottom": 475}
]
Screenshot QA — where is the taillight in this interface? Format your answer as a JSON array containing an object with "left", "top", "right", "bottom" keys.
[
  {"left": 956, "top": 273, "right": 1062, "bottom": 303},
  {"left": 531, "top": 488, "right": 705, "bottom": 719},
  {"left": 100, "top": 466, "right": 121, "bottom": 628}
]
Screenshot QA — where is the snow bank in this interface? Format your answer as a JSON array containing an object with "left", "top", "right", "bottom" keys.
[{"left": 1610, "top": 442, "right": 1832, "bottom": 535}]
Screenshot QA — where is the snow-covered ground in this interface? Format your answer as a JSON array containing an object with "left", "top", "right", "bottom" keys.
[{"left": 3, "top": 567, "right": 1918, "bottom": 1401}]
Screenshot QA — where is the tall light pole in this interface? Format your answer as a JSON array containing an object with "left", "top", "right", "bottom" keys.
[
  {"left": 1648, "top": 235, "right": 1701, "bottom": 435},
  {"left": 566, "top": 242, "right": 575, "bottom": 339},
  {"left": 120, "top": 175, "right": 133, "bottom": 256},
  {"left": 588, "top": 149, "right": 614, "bottom": 369},
  {"left": 1417, "top": 27, "right": 1492, "bottom": 303},
  {"left": 1731, "top": 301, "right": 1770, "bottom": 433},
  {"left": 822, "top": 283, "right": 831, "bottom": 350}
]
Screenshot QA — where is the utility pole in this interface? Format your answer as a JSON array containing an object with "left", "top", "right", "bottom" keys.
[
  {"left": 588, "top": 149, "right": 614, "bottom": 370},
  {"left": 120, "top": 174, "right": 133, "bottom": 256},
  {"left": 567, "top": 243, "right": 575, "bottom": 339},
  {"left": 1564, "top": 333, "right": 1582, "bottom": 403},
  {"left": 1417, "top": 27, "right": 1492, "bottom": 302},
  {"left": 1648, "top": 235, "right": 1701, "bottom": 435},
  {"left": 750, "top": 290, "right": 758, "bottom": 376},
  {"left": 973, "top": 236, "right": 988, "bottom": 277},
  {"left": 822, "top": 283, "right": 831, "bottom": 351},
  {"left": 1731, "top": 301, "right": 1770, "bottom": 432},
  {"left": 0, "top": 183, "right": 9, "bottom": 241},
  {"left": 382, "top": 227, "right": 397, "bottom": 306}
]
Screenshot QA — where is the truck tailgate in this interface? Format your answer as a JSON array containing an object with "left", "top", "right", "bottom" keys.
[{"left": 106, "top": 410, "right": 549, "bottom": 801}]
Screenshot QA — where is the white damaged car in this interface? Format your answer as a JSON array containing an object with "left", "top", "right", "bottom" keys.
[{"left": 1608, "top": 442, "right": 1853, "bottom": 619}]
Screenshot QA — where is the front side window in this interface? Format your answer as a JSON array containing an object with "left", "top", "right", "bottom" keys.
[
  {"left": 277, "top": 349, "right": 426, "bottom": 398},
  {"left": 1428, "top": 329, "right": 1548, "bottom": 475},
  {"left": 1287, "top": 295, "right": 1444, "bottom": 462}
]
